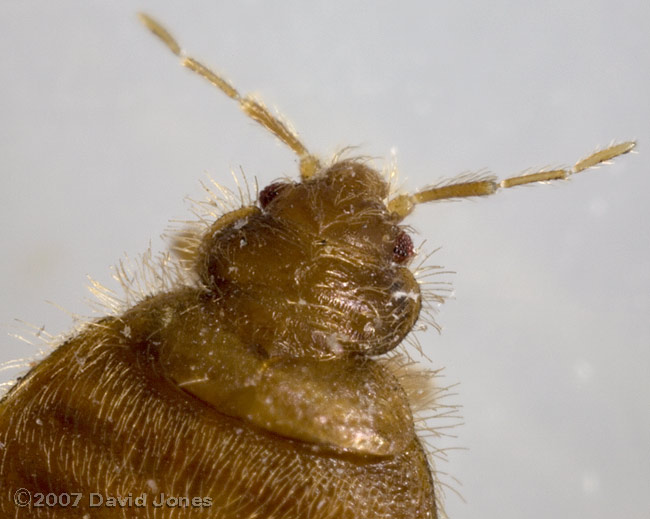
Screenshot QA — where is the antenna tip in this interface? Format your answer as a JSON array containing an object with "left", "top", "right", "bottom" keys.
[{"left": 137, "top": 12, "right": 182, "bottom": 57}]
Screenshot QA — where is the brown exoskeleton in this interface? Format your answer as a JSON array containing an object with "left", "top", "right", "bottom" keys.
[{"left": 0, "top": 13, "right": 635, "bottom": 519}]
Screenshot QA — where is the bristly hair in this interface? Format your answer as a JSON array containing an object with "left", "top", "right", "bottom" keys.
[{"left": 382, "top": 354, "right": 463, "bottom": 519}]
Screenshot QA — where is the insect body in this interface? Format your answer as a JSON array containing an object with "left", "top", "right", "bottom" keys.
[{"left": 0, "top": 14, "right": 635, "bottom": 519}]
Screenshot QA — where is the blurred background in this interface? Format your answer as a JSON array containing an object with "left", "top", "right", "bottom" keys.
[{"left": 1, "top": 1, "right": 648, "bottom": 518}]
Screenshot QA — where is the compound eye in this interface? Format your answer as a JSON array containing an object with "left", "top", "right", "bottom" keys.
[
  {"left": 259, "top": 182, "right": 290, "bottom": 209},
  {"left": 392, "top": 231, "right": 414, "bottom": 263}
]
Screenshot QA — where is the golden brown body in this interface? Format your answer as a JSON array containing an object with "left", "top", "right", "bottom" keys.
[{"left": 0, "top": 162, "right": 436, "bottom": 518}]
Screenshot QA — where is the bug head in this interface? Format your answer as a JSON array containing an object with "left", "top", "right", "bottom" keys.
[
  {"left": 140, "top": 12, "right": 635, "bottom": 363},
  {"left": 194, "top": 160, "right": 421, "bottom": 360}
]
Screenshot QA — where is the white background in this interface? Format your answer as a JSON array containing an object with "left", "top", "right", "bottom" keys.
[{"left": 1, "top": 2, "right": 648, "bottom": 518}]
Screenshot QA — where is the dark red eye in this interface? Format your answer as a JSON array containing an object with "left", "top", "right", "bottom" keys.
[
  {"left": 392, "top": 231, "right": 414, "bottom": 263},
  {"left": 259, "top": 182, "right": 289, "bottom": 208}
]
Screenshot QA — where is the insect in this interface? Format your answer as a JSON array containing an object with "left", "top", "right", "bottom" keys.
[{"left": 0, "top": 12, "right": 635, "bottom": 519}]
